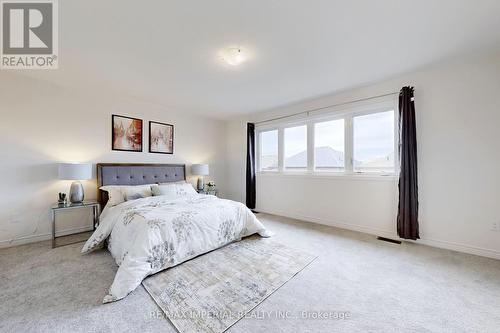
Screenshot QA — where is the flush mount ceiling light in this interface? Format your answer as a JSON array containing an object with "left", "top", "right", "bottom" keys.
[{"left": 221, "top": 47, "right": 247, "bottom": 66}]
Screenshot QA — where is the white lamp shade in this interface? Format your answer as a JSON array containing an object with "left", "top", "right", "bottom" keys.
[
  {"left": 58, "top": 163, "right": 92, "bottom": 180},
  {"left": 191, "top": 164, "right": 209, "bottom": 176}
]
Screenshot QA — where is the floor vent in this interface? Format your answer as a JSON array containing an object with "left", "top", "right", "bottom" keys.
[{"left": 377, "top": 236, "right": 402, "bottom": 244}]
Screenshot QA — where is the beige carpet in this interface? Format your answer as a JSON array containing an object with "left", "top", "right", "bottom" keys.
[
  {"left": 143, "top": 236, "right": 316, "bottom": 333},
  {"left": 1, "top": 213, "right": 500, "bottom": 332}
]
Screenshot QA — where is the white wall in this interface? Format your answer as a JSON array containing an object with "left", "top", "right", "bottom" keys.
[
  {"left": 0, "top": 72, "right": 227, "bottom": 248},
  {"left": 226, "top": 51, "right": 500, "bottom": 259},
  {"left": 3, "top": 51, "right": 500, "bottom": 257}
]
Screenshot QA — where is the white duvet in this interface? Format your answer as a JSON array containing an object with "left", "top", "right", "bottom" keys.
[{"left": 82, "top": 194, "right": 270, "bottom": 303}]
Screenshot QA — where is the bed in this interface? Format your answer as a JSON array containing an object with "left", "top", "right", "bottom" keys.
[{"left": 82, "top": 163, "right": 271, "bottom": 303}]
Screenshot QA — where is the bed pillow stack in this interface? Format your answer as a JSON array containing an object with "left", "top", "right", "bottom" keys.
[{"left": 100, "top": 182, "right": 197, "bottom": 207}]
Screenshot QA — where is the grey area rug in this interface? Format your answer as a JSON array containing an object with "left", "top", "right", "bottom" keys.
[{"left": 142, "top": 236, "right": 317, "bottom": 333}]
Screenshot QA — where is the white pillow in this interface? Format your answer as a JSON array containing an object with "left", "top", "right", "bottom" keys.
[
  {"left": 100, "top": 184, "right": 154, "bottom": 207},
  {"left": 100, "top": 186, "right": 126, "bottom": 207},
  {"left": 151, "top": 182, "right": 197, "bottom": 198},
  {"left": 175, "top": 182, "right": 197, "bottom": 195},
  {"left": 151, "top": 183, "right": 177, "bottom": 199},
  {"left": 123, "top": 185, "right": 153, "bottom": 201}
]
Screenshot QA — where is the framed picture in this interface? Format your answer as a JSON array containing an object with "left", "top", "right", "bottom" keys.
[
  {"left": 149, "top": 121, "right": 174, "bottom": 154},
  {"left": 112, "top": 115, "right": 143, "bottom": 152}
]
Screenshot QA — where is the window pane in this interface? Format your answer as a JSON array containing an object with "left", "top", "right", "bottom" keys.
[
  {"left": 314, "top": 119, "right": 344, "bottom": 171},
  {"left": 260, "top": 130, "right": 278, "bottom": 171},
  {"left": 353, "top": 110, "right": 395, "bottom": 173},
  {"left": 284, "top": 125, "right": 307, "bottom": 169}
]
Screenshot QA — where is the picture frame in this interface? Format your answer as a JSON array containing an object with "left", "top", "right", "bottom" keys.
[
  {"left": 149, "top": 121, "right": 174, "bottom": 154},
  {"left": 112, "top": 114, "right": 143, "bottom": 152}
]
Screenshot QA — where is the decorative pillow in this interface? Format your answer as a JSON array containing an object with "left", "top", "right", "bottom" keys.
[
  {"left": 150, "top": 183, "right": 178, "bottom": 199},
  {"left": 175, "top": 182, "right": 197, "bottom": 195},
  {"left": 99, "top": 186, "right": 126, "bottom": 207},
  {"left": 122, "top": 185, "right": 153, "bottom": 201},
  {"left": 151, "top": 182, "right": 197, "bottom": 198}
]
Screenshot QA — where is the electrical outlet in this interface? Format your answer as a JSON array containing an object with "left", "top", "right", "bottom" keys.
[{"left": 491, "top": 221, "right": 500, "bottom": 232}]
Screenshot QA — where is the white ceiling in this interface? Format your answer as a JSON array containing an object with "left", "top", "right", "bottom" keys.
[{"left": 15, "top": 0, "right": 500, "bottom": 118}]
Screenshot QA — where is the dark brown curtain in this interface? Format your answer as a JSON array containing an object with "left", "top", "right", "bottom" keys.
[
  {"left": 397, "top": 87, "right": 419, "bottom": 240},
  {"left": 246, "top": 123, "right": 256, "bottom": 209}
]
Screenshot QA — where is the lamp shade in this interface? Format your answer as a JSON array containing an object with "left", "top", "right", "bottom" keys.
[
  {"left": 58, "top": 163, "right": 92, "bottom": 180},
  {"left": 191, "top": 164, "right": 209, "bottom": 176}
]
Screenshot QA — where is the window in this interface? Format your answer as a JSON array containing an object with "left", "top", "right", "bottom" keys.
[
  {"left": 314, "top": 119, "right": 345, "bottom": 171},
  {"left": 259, "top": 130, "right": 278, "bottom": 171},
  {"left": 256, "top": 99, "right": 397, "bottom": 176},
  {"left": 353, "top": 110, "right": 395, "bottom": 173},
  {"left": 284, "top": 125, "right": 307, "bottom": 170}
]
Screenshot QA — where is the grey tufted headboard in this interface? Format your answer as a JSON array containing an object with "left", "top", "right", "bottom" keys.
[{"left": 97, "top": 163, "right": 186, "bottom": 207}]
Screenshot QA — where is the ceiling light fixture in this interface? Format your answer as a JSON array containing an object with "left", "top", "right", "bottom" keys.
[{"left": 222, "top": 47, "right": 247, "bottom": 66}]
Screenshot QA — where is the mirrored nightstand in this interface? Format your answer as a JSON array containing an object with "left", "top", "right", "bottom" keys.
[{"left": 51, "top": 201, "right": 100, "bottom": 248}]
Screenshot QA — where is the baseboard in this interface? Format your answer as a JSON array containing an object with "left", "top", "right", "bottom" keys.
[
  {"left": 415, "top": 237, "right": 500, "bottom": 261},
  {"left": 0, "top": 233, "right": 52, "bottom": 248},
  {"left": 257, "top": 207, "right": 500, "bottom": 261},
  {"left": 0, "top": 225, "right": 93, "bottom": 249}
]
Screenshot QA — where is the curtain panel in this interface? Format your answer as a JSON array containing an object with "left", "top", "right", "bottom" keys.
[
  {"left": 246, "top": 123, "right": 256, "bottom": 209},
  {"left": 397, "top": 86, "right": 419, "bottom": 240}
]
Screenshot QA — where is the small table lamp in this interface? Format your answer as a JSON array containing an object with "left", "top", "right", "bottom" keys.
[
  {"left": 191, "top": 164, "right": 209, "bottom": 191},
  {"left": 58, "top": 163, "right": 92, "bottom": 203}
]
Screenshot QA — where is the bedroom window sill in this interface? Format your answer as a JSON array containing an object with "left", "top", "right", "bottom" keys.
[{"left": 256, "top": 171, "right": 398, "bottom": 182}]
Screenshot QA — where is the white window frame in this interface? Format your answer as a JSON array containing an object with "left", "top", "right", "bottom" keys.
[
  {"left": 283, "top": 123, "right": 309, "bottom": 171},
  {"left": 351, "top": 107, "right": 398, "bottom": 175},
  {"left": 255, "top": 96, "right": 399, "bottom": 179},
  {"left": 312, "top": 115, "right": 346, "bottom": 173},
  {"left": 256, "top": 128, "right": 279, "bottom": 172}
]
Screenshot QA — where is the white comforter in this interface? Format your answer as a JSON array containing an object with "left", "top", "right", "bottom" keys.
[{"left": 82, "top": 194, "right": 270, "bottom": 303}]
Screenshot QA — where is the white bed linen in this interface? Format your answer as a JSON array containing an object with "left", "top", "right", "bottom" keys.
[{"left": 82, "top": 194, "right": 271, "bottom": 303}]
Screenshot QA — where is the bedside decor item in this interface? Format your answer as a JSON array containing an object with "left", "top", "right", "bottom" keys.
[
  {"left": 204, "top": 181, "right": 218, "bottom": 196},
  {"left": 58, "top": 193, "right": 67, "bottom": 205},
  {"left": 58, "top": 163, "right": 92, "bottom": 203},
  {"left": 112, "top": 115, "right": 143, "bottom": 152},
  {"left": 149, "top": 121, "right": 174, "bottom": 154},
  {"left": 191, "top": 164, "right": 209, "bottom": 190}
]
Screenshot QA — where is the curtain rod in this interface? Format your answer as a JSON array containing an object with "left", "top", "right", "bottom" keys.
[{"left": 254, "top": 91, "right": 400, "bottom": 125}]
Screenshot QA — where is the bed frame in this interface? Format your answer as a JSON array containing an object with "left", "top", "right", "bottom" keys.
[{"left": 96, "top": 163, "right": 186, "bottom": 207}]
